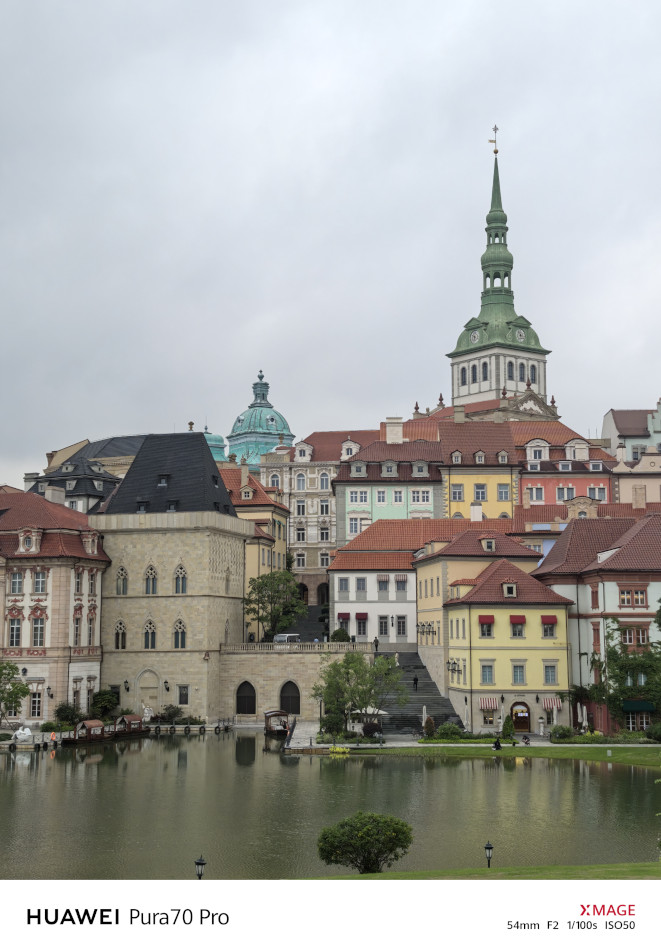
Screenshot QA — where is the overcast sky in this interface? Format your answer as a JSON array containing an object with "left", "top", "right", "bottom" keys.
[{"left": 2, "top": 0, "right": 660, "bottom": 488}]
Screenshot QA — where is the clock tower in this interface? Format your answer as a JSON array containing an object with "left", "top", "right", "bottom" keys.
[{"left": 447, "top": 154, "right": 551, "bottom": 410}]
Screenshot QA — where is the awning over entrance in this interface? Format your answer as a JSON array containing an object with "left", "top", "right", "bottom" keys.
[
  {"left": 479, "top": 697, "right": 498, "bottom": 710},
  {"left": 622, "top": 700, "right": 655, "bottom": 712},
  {"left": 543, "top": 697, "right": 562, "bottom": 710}
]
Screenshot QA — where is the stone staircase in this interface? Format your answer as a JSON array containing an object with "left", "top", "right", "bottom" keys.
[
  {"left": 380, "top": 651, "right": 462, "bottom": 734},
  {"left": 281, "top": 605, "right": 327, "bottom": 641}
]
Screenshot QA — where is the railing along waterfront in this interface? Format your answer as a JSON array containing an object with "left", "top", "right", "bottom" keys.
[{"left": 220, "top": 642, "right": 373, "bottom": 653}]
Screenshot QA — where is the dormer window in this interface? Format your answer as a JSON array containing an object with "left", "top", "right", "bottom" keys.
[
  {"left": 298, "top": 449, "right": 306, "bottom": 458},
  {"left": 503, "top": 583, "right": 517, "bottom": 598},
  {"left": 166, "top": 501, "right": 178, "bottom": 512},
  {"left": 38, "top": 483, "right": 46, "bottom": 492},
  {"left": 475, "top": 453, "right": 485, "bottom": 465},
  {"left": 482, "top": 538, "right": 495, "bottom": 552},
  {"left": 498, "top": 453, "right": 508, "bottom": 464},
  {"left": 590, "top": 462, "right": 603, "bottom": 472},
  {"left": 559, "top": 462, "right": 572, "bottom": 471},
  {"left": 242, "top": 489, "right": 252, "bottom": 500},
  {"left": 94, "top": 480, "right": 103, "bottom": 491},
  {"left": 452, "top": 452, "right": 462, "bottom": 464},
  {"left": 528, "top": 462, "right": 539, "bottom": 471},
  {"left": 23, "top": 535, "right": 32, "bottom": 550},
  {"left": 158, "top": 475, "right": 169, "bottom": 487},
  {"left": 66, "top": 481, "right": 75, "bottom": 490},
  {"left": 345, "top": 448, "right": 353, "bottom": 456},
  {"left": 137, "top": 501, "right": 149, "bottom": 513},
  {"left": 63, "top": 464, "right": 74, "bottom": 473}
]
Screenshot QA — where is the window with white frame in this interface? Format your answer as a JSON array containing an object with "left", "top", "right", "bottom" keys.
[
  {"left": 395, "top": 578, "right": 407, "bottom": 591},
  {"left": 338, "top": 577, "right": 349, "bottom": 592},
  {"left": 270, "top": 474, "right": 280, "bottom": 488},
  {"left": 356, "top": 577, "right": 366, "bottom": 592},
  {"left": 296, "top": 499, "right": 305, "bottom": 515},
  {"left": 474, "top": 484, "right": 486, "bottom": 501},
  {"left": 378, "top": 616, "right": 388, "bottom": 637},
  {"left": 296, "top": 474, "right": 305, "bottom": 490},
  {"left": 9, "top": 618, "right": 21, "bottom": 647},
  {"left": 89, "top": 572, "right": 96, "bottom": 595},
  {"left": 296, "top": 552, "right": 305, "bottom": 568},
  {"left": 475, "top": 452, "right": 485, "bottom": 464},
  {"left": 320, "top": 473, "right": 329, "bottom": 490},
  {"left": 87, "top": 617, "right": 94, "bottom": 645},
  {"left": 588, "top": 486, "right": 606, "bottom": 501},
  {"left": 394, "top": 490, "right": 403, "bottom": 503},
  {"left": 497, "top": 484, "right": 510, "bottom": 501},
  {"left": 73, "top": 616, "right": 81, "bottom": 646},
  {"left": 377, "top": 490, "right": 386, "bottom": 503},
  {"left": 511, "top": 623, "right": 524, "bottom": 638},
  {"left": 481, "top": 664, "right": 494, "bottom": 684},
  {"left": 296, "top": 526, "right": 305, "bottom": 542},
  {"left": 396, "top": 616, "right": 406, "bottom": 637},
  {"left": 320, "top": 499, "right": 329, "bottom": 515},
  {"left": 480, "top": 622, "right": 493, "bottom": 638},
  {"left": 30, "top": 692, "right": 42, "bottom": 718},
  {"left": 320, "top": 526, "right": 329, "bottom": 541},
  {"left": 320, "top": 552, "right": 329, "bottom": 567},
  {"left": 421, "top": 490, "right": 430, "bottom": 503},
  {"left": 32, "top": 617, "right": 45, "bottom": 647},
  {"left": 10, "top": 572, "right": 23, "bottom": 594},
  {"left": 512, "top": 664, "right": 525, "bottom": 684},
  {"left": 543, "top": 665, "right": 557, "bottom": 685},
  {"left": 357, "top": 619, "right": 367, "bottom": 637},
  {"left": 377, "top": 578, "right": 389, "bottom": 592},
  {"left": 451, "top": 484, "right": 464, "bottom": 502},
  {"left": 542, "top": 622, "right": 556, "bottom": 638},
  {"left": 349, "top": 491, "right": 358, "bottom": 503},
  {"left": 349, "top": 518, "right": 359, "bottom": 534},
  {"left": 556, "top": 487, "right": 575, "bottom": 501},
  {"left": 411, "top": 490, "right": 421, "bottom": 503},
  {"left": 359, "top": 491, "right": 368, "bottom": 503},
  {"left": 528, "top": 486, "right": 543, "bottom": 502}
]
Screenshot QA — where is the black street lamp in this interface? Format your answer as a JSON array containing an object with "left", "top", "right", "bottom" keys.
[
  {"left": 484, "top": 841, "right": 494, "bottom": 869},
  {"left": 195, "top": 855, "right": 207, "bottom": 880}
]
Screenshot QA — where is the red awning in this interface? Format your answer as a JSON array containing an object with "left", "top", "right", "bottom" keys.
[
  {"left": 478, "top": 615, "right": 495, "bottom": 624},
  {"left": 510, "top": 615, "right": 526, "bottom": 624},
  {"left": 479, "top": 697, "right": 498, "bottom": 710},
  {"left": 543, "top": 697, "right": 562, "bottom": 710},
  {"left": 337, "top": 613, "right": 350, "bottom": 620},
  {"left": 541, "top": 615, "right": 557, "bottom": 624},
  {"left": 355, "top": 613, "right": 368, "bottom": 620}
]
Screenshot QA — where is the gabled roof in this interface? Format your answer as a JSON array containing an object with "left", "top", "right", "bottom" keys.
[
  {"left": 218, "top": 468, "right": 289, "bottom": 512},
  {"left": 532, "top": 519, "right": 637, "bottom": 577},
  {"left": 350, "top": 440, "right": 445, "bottom": 462},
  {"left": 298, "top": 430, "right": 380, "bottom": 462},
  {"left": 608, "top": 409, "right": 652, "bottom": 438},
  {"left": 581, "top": 514, "right": 661, "bottom": 572},
  {"left": 446, "top": 560, "right": 572, "bottom": 606},
  {"left": 103, "top": 433, "right": 236, "bottom": 516},
  {"left": 340, "top": 518, "right": 523, "bottom": 553},
  {"left": 415, "top": 530, "right": 538, "bottom": 563}
]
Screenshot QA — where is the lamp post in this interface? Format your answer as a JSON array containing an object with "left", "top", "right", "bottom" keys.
[
  {"left": 194, "top": 855, "right": 207, "bottom": 880},
  {"left": 484, "top": 841, "right": 493, "bottom": 869}
]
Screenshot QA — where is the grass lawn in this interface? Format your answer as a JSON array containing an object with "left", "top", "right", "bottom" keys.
[
  {"left": 361, "top": 744, "right": 661, "bottom": 769},
  {"left": 327, "top": 862, "right": 661, "bottom": 880}
]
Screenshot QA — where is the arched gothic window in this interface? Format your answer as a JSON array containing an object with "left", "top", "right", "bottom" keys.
[
  {"left": 116, "top": 566, "right": 128, "bottom": 596},
  {"left": 518, "top": 363, "right": 526, "bottom": 382},
  {"left": 145, "top": 565, "right": 157, "bottom": 595},
  {"left": 175, "top": 565, "right": 187, "bottom": 594},
  {"left": 236, "top": 681, "right": 256, "bottom": 715},
  {"left": 320, "top": 472, "right": 329, "bottom": 491},
  {"left": 460, "top": 367, "right": 467, "bottom": 386},
  {"left": 144, "top": 620, "right": 156, "bottom": 650},
  {"left": 173, "top": 619, "right": 186, "bottom": 649},
  {"left": 507, "top": 361, "right": 514, "bottom": 381},
  {"left": 471, "top": 365, "right": 477, "bottom": 384},
  {"left": 530, "top": 364, "right": 537, "bottom": 384},
  {"left": 114, "top": 620, "right": 126, "bottom": 650},
  {"left": 280, "top": 681, "right": 300, "bottom": 715},
  {"left": 482, "top": 362, "right": 488, "bottom": 381}
]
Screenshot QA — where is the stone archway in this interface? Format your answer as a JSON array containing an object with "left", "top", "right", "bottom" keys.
[
  {"left": 298, "top": 583, "right": 308, "bottom": 605},
  {"left": 511, "top": 701, "right": 531, "bottom": 732},
  {"left": 137, "top": 669, "right": 159, "bottom": 714},
  {"left": 317, "top": 583, "right": 329, "bottom": 605}
]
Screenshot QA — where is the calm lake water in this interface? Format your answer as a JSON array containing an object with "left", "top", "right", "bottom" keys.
[{"left": 1, "top": 732, "right": 659, "bottom": 879}]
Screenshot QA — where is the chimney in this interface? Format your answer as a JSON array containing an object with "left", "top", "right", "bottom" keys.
[
  {"left": 241, "top": 463, "right": 250, "bottom": 486},
  {"left": 470, "top": 502, "right": 482, "bottom": 522},
  {"left": 632, "top": 485, "right": 647, "bottom": 509},
  {"left": 44, "top": 486, "right": 66, "bottom": 506},
  {"left": 454, "top": 405, "right": 465, "bottom": 423},
  {"left": 616, "top": 443, "right": 627, "bottom": 463},
  {"left": 24, "top": 472, "right": 40, "bottom": 491},
  {"left": 385, "top": 417, "right": 404, "bottom": 444}
]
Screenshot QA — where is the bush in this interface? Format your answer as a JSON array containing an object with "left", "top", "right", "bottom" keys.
[
  {"left": 318, "top": 812, "right": 413, "bottom": 874},
  {"left": 162, "top": 704, "right": 183, "bottom": 722},
  {"left": 330, "top": 628, "right": 350, "bottom": 642},
  {"left": 39, "top": 721, "right": 61, "bottom": 733},
  {"left": 54, "top": 702, "right": 82, "bottom": 724},
  {"left": 423, "top": 716, "right": 435, "bottom": 738},
  {"left": 645, "top": 722, "right": 661, "bottom": 742},
  {"left": 320, "top": 711, "right": 345, "bottom": 736},
  {"left": 90, "top": 689, "right": 119, "bottom": 718},
  {"left": 435, "top": 721, "right": 463, "bottom": 740},
  {"left": 550, "top": 724, "right": 575, "bottom": 741},
  {"left": 501, "top": 715, "right": 515, "bottom": 739},
  {"left": 362, "top": 721, "right": 381, "bottom": 737}
]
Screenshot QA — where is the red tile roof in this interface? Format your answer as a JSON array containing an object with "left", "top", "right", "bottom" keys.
[
  {"left": 532, "top": 519, "right": 637, "bottom": 576},
  {"left": 415, "top": 531, "right": 538, "bottom": 562},
  {"left": 0, "top": 493, "right": 109, "bottom": 561},
  {"left": 299, "top": 430, "right": 380, "bottom": 461},
  {"left": 581, "top": 514, "right": 661, "bottom": 572},
  {"left": 447, "top": 560, "right": 573, "bottom": 606},
  {"left": 218, "top": 468, "right": 289, "bottom": 511},
  {"left": 340, "top": 519, "right": 522, "bottom": 553},
  {"left": 329, "top": 552, "right": 417, "bottom": 571}
]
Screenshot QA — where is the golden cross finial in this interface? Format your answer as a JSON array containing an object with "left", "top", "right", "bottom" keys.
[{"left": 488, "top": 124, "right": 499, "bottom": 154}]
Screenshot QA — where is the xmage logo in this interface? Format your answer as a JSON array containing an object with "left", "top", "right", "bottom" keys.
[{"left": 579, "top": 904, "right": 635, "bottom": 917}]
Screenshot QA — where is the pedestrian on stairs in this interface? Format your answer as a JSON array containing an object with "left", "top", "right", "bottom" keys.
[{"left": 413, "top": 675, "right": 419, "bottom": 691}]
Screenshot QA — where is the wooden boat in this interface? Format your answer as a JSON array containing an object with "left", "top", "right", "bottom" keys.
[
  {"left": 61, "top": 719, "right": 106, "bottom": 745},
  {"left": 114, "top": 714, "right": 149, "bottom": 736},
  {"left": 264, "top": 710, "right": 291, "bottom": 736}
]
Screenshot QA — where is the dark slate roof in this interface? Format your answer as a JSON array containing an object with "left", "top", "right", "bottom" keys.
[
  {"left": 103, "top": 433, "right": 237, "bottom": 516},
  {"left": 77, "top": 435, "right": 148, "bottom": 460},
  {"left": 608, "top": 410, "right": 651, "bottom": 438}
]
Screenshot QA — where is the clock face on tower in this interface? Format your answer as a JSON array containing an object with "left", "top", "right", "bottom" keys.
[
  {"left": 470, "top": 331, "right": 479, "bottom": 343},
  {"left": 516, "top": 329, "right": 526, "bottom": 342}
]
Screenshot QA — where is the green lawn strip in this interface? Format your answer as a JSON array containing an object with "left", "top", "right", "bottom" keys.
[
  {"left": 322, "top": 862, "right": 661, "bottom": 880},
  {"left": 358, "top": 744, "right": 661, "bottom": 768}
]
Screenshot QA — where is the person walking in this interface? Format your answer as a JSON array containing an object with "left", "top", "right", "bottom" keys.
[
  {"left": 373, "top": 636, "right": 379, "bottom": 654},
  {"left": 413, "top": 674, "right": 419, "bottom": 691}
]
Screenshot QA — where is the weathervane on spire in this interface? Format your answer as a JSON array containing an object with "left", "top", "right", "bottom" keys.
[{"left": 489, "top": 124, "right": 499, "bottom": 154}]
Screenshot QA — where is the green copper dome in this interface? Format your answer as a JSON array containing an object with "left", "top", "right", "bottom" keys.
[
  {"left": 226, "top": 371, "right": 294, "bottom": 469},
  {"left": 204, "top": 426, "right": 227, "bottom": 463},
  {"left": 447, "top": 156, "right": 549, "bottom": 359}
]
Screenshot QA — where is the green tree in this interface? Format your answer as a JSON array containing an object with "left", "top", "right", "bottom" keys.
[
  {"left": 90, "top": 689, "right": 120, "bottom": 719},
  {"left": 243, "top": 570, "right": 307, "bottom": 640},
  {"left": 318, "top": 811, "right": 413, "bottom": 874},
  {"left": 0, "top": 662, "right": 30, "bottom": 726},
  {"left": 330, "top": 628, "right": 350, "bottom": 642},
  {"left": 589, "top": 619, "right": 661, "bottom": 726},
  {"left": 54, "top": 702, "right": 82, "bottom": 725},
  {"left": 312, "top": 652, "right": 407, "bottom": 731}
]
